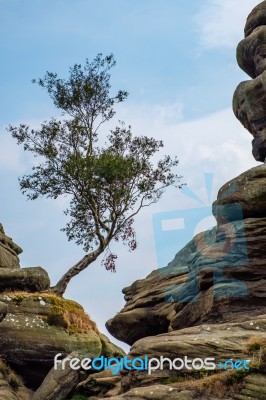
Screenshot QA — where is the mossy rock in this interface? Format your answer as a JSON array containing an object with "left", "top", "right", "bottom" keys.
[
  {"left": 0, "top": 358, "right": 31, "bottom": 400},
  {"left": 235, "top": 373, "right": 266, "bottom": 400},
  {"left": 0, "top": 292, "right": 122, "bottom": 390}
]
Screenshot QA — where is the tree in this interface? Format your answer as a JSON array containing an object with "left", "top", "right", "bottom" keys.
[{"left": 8, "top": 54, "right": 183, "bottom": 296}]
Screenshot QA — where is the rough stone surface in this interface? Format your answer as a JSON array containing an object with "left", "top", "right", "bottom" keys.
[
  {"left": 0, "top": 224, "right": 22, "bottom": 269},
  {"left": 0, "top": 292, "right": 124, "bottom": 389},
  {"left": 237, "top": 25, "right": 266, "bottom": 78},
  {"left": 0, "top": 360, "right": 32, "bottom": 400},
  {"left": 106, "top": 165, "right": 266, "bottom": 345},
  {"left": 235, "top": 373, "right": 266, "bottom": 400},
  {"left": 245, "top": 1, "right": 266, "bottom": 38},
  {"left": 33, "top": 352, "right": 79, "bottom": 400},
  {"left": 0, "top": 267, "right": 50, "bottom": 292},
  {"left": 233, "top": 1, "right": 266, "bottom": 161},
  {"left": 99, "top": 386, "right": 193, "bottom": 400},
  {"left": 0, "top": 302, "right": 7, "bottom": 323},
  {"left": 0, "top": 223, "right": 125, "bottom": 396},
  {"left": 76, "top": 367, "right": 122, "bottom": 398},
  {"left": 233, "top": 73, "right": 266, "bottom": 161},
  {"left": 130, "top": 315, "right": 266, "bottom": 361},
  {"left": 99, "top": 318, "right": 266, "bottom": 399},
  {"left": 212, "top": 164, "right": 266, "bottom": 221}
]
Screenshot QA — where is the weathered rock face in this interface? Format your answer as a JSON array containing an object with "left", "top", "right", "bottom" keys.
[
  {"left": 0, "top": 266, "right": 50, "bottom": 292},
  {"left": 106, "top": 165, "right": 266, "bottom": 345},
  {"left": 0, "top": 224, "right": 125, "bottom": 393},
  {"left": 245, "top": 0, "right": 266, "bottom": 37},
  {"left": 0, "top": 224, "right": 22, "bottom": 269},
  {"left": 233, "top": 74, "right": 266, "bottom": 162},
  {"left": 0, "top": 292, "right": 124, "bottom": 389},
  {"left": 0, "top": 359, "right": 32, "bottom": 400},
  {"left": 33, "top": 351, "right": 80, "bottom": 400},
  {"left": 102, "top": 317, "right": 266, "bottom": 400},
  {"left": 233, "top": 0, "right": 266, "bottom": 161},
  {"left": 130, "top": 315, "right": 266, "bottom": 361}
]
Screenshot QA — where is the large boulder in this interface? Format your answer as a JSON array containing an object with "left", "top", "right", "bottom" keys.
[
  {"left": 244, "top": 0, "right": 266, "bottom": 37},
  {"left": 100, "top": 317, "right": 266, "bottom": 400},
  {"left": 233, "top": 0, "right": 266, "bottom": 161},
  {"left": 0, "top": 267, "right": 50, "bottom": 292},
  {"left": 0, "top": 292, "right": 124, "bottom": 390},
  {"left": 233, "top": 73, "right": 266, "bottom": 162},
  {"left": 106, "top": 166, "right": 266, "bottom": 345},
  {"left": 130, "top": 315, "right": 266, "bottom": 361}
]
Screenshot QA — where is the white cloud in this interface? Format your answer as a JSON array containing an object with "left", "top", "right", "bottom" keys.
[{"left": 196, "top": 0, "right": 260, "bottom": 49}]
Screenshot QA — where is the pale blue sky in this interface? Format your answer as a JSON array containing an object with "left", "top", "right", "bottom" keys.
[
  {"left": 0, "top": 0, "right": 260, "bottom": 350},
  {"left": 0, "top": 0, "right": 251, "bottom": 123}
]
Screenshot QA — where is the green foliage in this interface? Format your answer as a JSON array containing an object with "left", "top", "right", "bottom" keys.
[
  {"left": 161, "top": 376, "right": 186, "bottom": 384},
  {"left": 8, "top": 53, "right": 183, "bottom": 294},
  {"left": 225, "top": 369, "right": 248, "bottom": 385},
  {"left": 9, "top": 377, "right": 21, "bottom": 392}
]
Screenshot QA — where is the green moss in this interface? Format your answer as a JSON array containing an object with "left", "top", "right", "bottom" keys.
[
  {"left": 5, "top": 291, "right": 98, "bottom": 335},
  {"left": 196, "top": 369, "right": 211, "bottom": 379},
  {"left": 161, "top": 376, "right": 186, "bottom": 385},
  {"left": 9, "top": 377, "right": 21, "bottom": 392},
  {"left": 7, "top": 291, "right": 82, "bottom": 310},
  {"left": 225, "top": 369, "right": 248, "bottom": 385},
  {"left": 0, "top": 359, "right": 22, "bottom": 392}
]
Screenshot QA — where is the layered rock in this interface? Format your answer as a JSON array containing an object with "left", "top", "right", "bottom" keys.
[
  {"left": 106, "top": 166, "right": 266, "bottom": 345},
  {"left": 101, "top": 163, "right": 266, "bottom": 400},
  {"left": 0, "top": 359, "right": 32, "bottom": 400},
  {"left": 0, "top": 224, "right": 49, "bottom": 293},
  {"left": 0, "top": 226, "right": 124, "bottom": 392},
  {"left": 233, "top": 0, "right": 266, "bottom": 161},
  {"left": 0, "top": 224, "right": 22, "bottom": 269}
]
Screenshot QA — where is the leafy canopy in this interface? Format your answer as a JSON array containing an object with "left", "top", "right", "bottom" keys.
[{"left": 9, "top": 54, "right": 182, "bottom": 278}]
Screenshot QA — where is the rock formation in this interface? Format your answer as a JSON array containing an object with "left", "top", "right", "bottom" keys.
[
  {"left": 233, "top": 0, "right": 266, "bottom": 161},
  {"left": 0, "top": 225, "right": 124, "bottom": 398},
  {"left": 94, "top": 2, "right": 266, "bottom": 399},
  {"left": 106, "top": 165, "right": 266, "bottom": 345}
]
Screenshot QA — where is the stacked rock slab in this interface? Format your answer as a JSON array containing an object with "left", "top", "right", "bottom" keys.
[
  {"left": 233, "top": 0, "right": 266, "bottom": 161},
  {"left": 0, "top": 225, "right": 124, "bottom": 392},
  {"left": 106, "top": 166, "right": 266, "bottom": 345},
  {"left": 0, "top": 224, "right": 50, "bottom": 292}
]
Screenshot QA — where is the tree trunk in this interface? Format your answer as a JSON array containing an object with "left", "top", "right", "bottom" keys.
[{"left": 52, "top": 247, "right": 104, "bottom": 296}]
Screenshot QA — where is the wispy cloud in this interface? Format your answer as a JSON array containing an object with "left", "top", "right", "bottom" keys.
[{"left": 196, "top": 0, "right": 259, "bottom": 49}]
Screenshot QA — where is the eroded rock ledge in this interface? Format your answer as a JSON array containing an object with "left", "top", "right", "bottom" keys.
[{"left": 107, "top": 166, "right": 266, "bottom": 346}]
